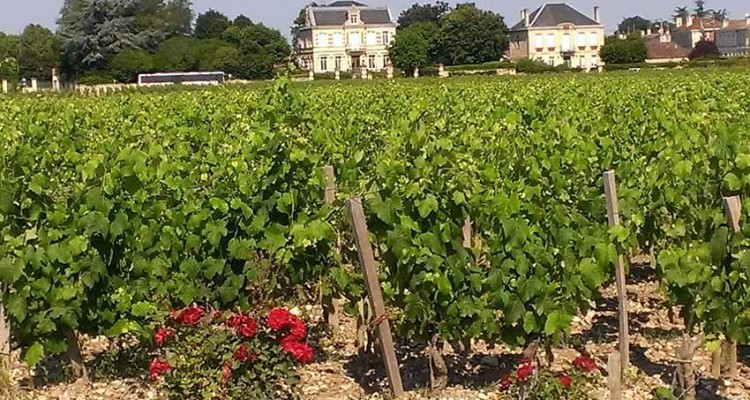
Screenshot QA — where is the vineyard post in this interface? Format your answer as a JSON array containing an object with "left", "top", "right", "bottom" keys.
[
  {"left": 0, "top": 290, "right": 9, "bottom": 375},
  {"left": 345, "top": 197, "right": 404, "bottom": 397},
  {"left": 607, "top": 351, "right": 622, "bottom": 400},
  {"left": 603, "top": 170, "right": 630, "bottom": 373},
  {"left": 462, "top": 218, "right": 472, "bottom": 249},
  {"left": 1, "top": 80, "right": 7, "bottom": 94},
  {"left": 722, "top": 195, "right": 741, "bottom": 380},
  {"left": 322, "top": 166, "right": 341, "bottom": 334}
]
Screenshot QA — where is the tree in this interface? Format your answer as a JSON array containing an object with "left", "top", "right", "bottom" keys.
[
  {"left": 59, "top": 0, "right": 159, "bottom": 76},
  {"left": 397, "top": 2, "right": 450, "bottom": 29},
  {"left": 194, "top": 9, "right": 230, "bottom": 39},
  {"left": 689, "top": 38, "right": 720, "bottom": 59},
  {"left": 407, "top": 21, "right": 440, "bottom": 62},
  {"left": 434, "top": 3, "right": 508, "bottom": 65},
  {"left": 110, "top": 48, "right": 157, "bottom": 82},
  {"left": 618, "top": 16, "right": 653, "bottom": 34},
  {"left": 674, "top": 6, "right": 690, "bottom": 20},
  {"left": 161, "top": 0, "right": 193, "bottom": 36},
  {"left": 233, "top": 15, "right": 253, "bottom": 28},
  {"left": 221, "top": 23, "right": 291, "bottom": 79},
  {"left": 0, "top": 33, "right": 19, "bottom": 80},
  {"left": 599, "top": 35, "right": 648, "bottom": 64},
  {"left": 710, "top": 9, "right": 727, "bottom": 21},
  {"left": 388, "top": 27, "right": 428, "bottom": 75},
  {"left": 18, "top": 25, "right": 62, "bottom": 79},
  {"left": 693, "top": 0, "right": 708, "bottom": 18}
]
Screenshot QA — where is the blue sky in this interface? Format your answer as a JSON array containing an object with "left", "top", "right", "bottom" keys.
[{"left": 1, "top": 1, "right": 748, "bottom": 36}]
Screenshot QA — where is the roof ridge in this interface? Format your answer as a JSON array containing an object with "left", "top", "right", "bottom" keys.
[{"left": 529, "top": 3, "right": 548, "bottom": 27}]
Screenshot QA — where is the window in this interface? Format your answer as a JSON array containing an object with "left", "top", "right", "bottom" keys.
[
  {"left": 548, "top": 56, "right": 555, "bottom": 66},
  {"left": 383, "top": 31, "right": 391, "bottom": 45},
  {"left": 562, "top": 33, "right": 571, "bottom": 51},
  {"left": 349, "top": 31, "right": 361, "bottom": 49},
  {"left": 349, "top": 12, "right": 359, "bottom": 24},
  {"left": 588, "top": 32, "right": 599, "bottom": 46},
  {"left": 536, "top": 57, "right": 543, "bottom": 62},
  {"left": 319, "top": 56, "right": 328, "bottom": 72},
  {"left": 335, "top": 56, "right": 342, "bottom": 71},
  {"left": 367, "top": 31, "right": 376, "bottom": 45},
  {"left": 368, "top": 55, "right": 376, "bottom": 69},
  {"left": 384, "top": 55, "right": 390, "bottom": 66},
  {"left": 534, "top": 34, "right": 543, "bottom": 48},
  {"left": 316, "top": 33, "right": 328, "bottom": 47},
  {"left": 590, "top": 55, "right": 598, "bottom": 67},
  {"left": 333, "top": 32, "right": 344, "bottom": 47},
  {"left": 546, "top": 33, "right": 555, "bottom": 48},
  {"left": 577, "top": 32, "right": 586, "bottom": 47},
  {"left": 579, "top": 55, "right": 586, "bottom": 68}
]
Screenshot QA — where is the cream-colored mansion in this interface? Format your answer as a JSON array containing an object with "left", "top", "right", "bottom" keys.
[
  {"left": 295, "top": 1, "right": 397, "bottom": 73},
  {"left": 509, "top": 3, "right": 605, "bottom": 69}
]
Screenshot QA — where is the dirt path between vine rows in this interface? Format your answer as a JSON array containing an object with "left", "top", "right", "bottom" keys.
[{"left": 5, "top": 265, "right": 750, "bottom": 400}]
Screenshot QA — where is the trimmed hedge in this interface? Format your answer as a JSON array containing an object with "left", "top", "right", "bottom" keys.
[{"left": 445, "top": 61, "right": 515, "bottom": 72}]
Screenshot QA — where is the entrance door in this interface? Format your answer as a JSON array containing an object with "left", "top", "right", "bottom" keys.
[{"left": 352, "top": 56, "right": 361, "bottom": 69}]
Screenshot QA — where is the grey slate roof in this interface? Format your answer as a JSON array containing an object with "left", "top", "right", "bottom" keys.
[
  {"left": 309, "top": 2, "right": 394, "bottom": 26},
  {"left": 510, "top": 3, "right": 600, "bottom": 31}
]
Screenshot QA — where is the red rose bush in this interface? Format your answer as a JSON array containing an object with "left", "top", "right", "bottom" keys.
[
  {"left": 497, "top": 354, "right": 599, "bottom": 399},
  {"left": 150, "top": 306, "right": 314, "bottom": 400}
]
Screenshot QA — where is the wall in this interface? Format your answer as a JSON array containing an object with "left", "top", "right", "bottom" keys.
[{"left": 524, "top": 26, "right": 605, "bottom": 67}]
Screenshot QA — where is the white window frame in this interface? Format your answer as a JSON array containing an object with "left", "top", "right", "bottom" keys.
[
  {"left": 562, "top": 33, "right": 571, "bottom": 51},
  {"left": 316, "top": 33, "right": 328, "bottom": 48},
  {"left": 368, "top": 55, "right": 376, "bottom": 69},
  {"left": 534, "top": 33, "right": 543, "bottom": 48},
  {"left": 383, "top": 31, "right": 391, "bottom": 45},
  {"left": 366, "top": 31, "right": 376, "bottom": 46},
  {"left": 588, "top": 32, "right": 599, "bottom": 46},
  {"left": 577, "top": 32, "right": 586, "bottom": 47},
  {"left": 335, "top": 56, "right": 342, "bottom": 71},
  {"left": 333, "top": 32, "right": 344, "bottom": 47},
  {"left": 349, "top": 13, "right": 359, "bottom": 24},
  {"left": 546, "top": 33, "right": 555, "bottom": 48},
  {"left": 319, "top": 56, "right": 328, "bottom": 72}
]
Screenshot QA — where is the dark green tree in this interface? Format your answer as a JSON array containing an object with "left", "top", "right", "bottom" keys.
[
  {"left": 397, "top": 2, "right": 450, "bottom": 29},
  {"left": 18, "top": 25, "right": 62, "bottom": 79},
  {"left": 233, "top": 15, "right": 253, "bottom": 28},
  {"left": 0, "top": 34, "right": 20, "bottom": 81},
  {"left": 618, "top": 16, "right": 653, "bottom": 34},
  {"left": 599, "top": 34, "right": 648, "bottom": 64},
  {"left": 434, "top": 3, "right": 508, "bottom": 65},
  {"left": 110, "top": 48, "right": 157, "bottom": 82},
  {"left": 194, "top": 9, "right": 230, "bottom": 39},
  {"left": 222, "top": 23, "right": 291, "bottom": 79},
  {"left": 161, "top": 0, "right": 194, "bottom": 36},
  {"left": 388, "top": 27, "right": 428, "bottom": 75},
  {"left": 689, "top": 38, "right": 720, "bottom": 59},
  {"left": 694, "top": 0, "right": 708, "bottom": 17}
]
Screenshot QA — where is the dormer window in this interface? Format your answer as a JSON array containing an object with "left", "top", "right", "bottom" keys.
[{"left": 349, "top": 12, "right": 359, "bottom": 24}]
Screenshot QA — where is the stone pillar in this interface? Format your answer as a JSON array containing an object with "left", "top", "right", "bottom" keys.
[
  {"left": 1, "top": 80, "right": 7, "bottom": 94},
  {"left": 335, "top": 69, "right": 340, "bottom": 80},
  {"left": 308, "top": 70, "right": 314, "bottom": 81},
  {"left": 386, "top": 66, "right": 394, "bottom": 79},
  {"left": 31, "top": 78, "right": 38, "bottom": 92},
  {"left": 413, "top": 67, "right": 419, "bottom": 78},
  {"left": 361, "top": 67, "right": 368, "bottom": 80},
  {"left": 598, "top": 66, "right": 604, "bottom": 73},
  {"left": 438, "top": 64, "right": 445, "bottom": 78},
  {"left": 52, "top": 68, "right": 61, "bottom": 91}
]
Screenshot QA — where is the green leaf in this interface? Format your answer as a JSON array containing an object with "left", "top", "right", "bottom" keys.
[
  {"left": 436, "top": 275, "right": 452, "bottom": 295},
  {"left": 724, "top": 173, "right": 742, "bottom": 191},
  {"left": 418, "top": 195, "right": 439, "bottom": 218},
  {"left": 452, "top": 191, "right": 465, "bottom": 205},
  {"left": 0, "top": 257, "right": 22, "bottom": 283},
  {"left": 544, "top": 311, "right": 572, "bottom": 335},
  {"left": 24, "top": 342, "right": 44, "bottom": 366}
]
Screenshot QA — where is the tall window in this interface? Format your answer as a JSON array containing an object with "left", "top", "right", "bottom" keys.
[
  {"left": 333, "top": 32, "right": 344, "bottom": 47},
  {"left": 317, "top": 33, "right": 328, "bottom": 47},
  {"left": 349, "top": 12, "right": 359, "bottom": 24},
  {"left": 588, "top": 32, "right": 599, "bottom": 46},
  {"left": 368, "top": 55, "right": 376, "bottom": 69},
  {"left": 562, "top": 33, "right": 571, "bottom": 51},
  {"left": 349, "top": 31, "right": 361, "bottom": 49},
  {"left": 546, "top": 33, "right": 555, "bottom": 48},
  {"left": 384, "top": 55, "right": 390, "bottom": 66},
  {"left": 366, "top": 31, "right": 376, "bottom": 45},
  {"left": 319, "top": 56, "right": 328, "bottom": 72},
  {"left": 335, "top": 56, "right": 342, "bottom": 71},
  {"left": 577, "top": 32, "right": 586, "bottom": 47},
  {"left": 383, "top": 31, "right": 391, "bottom": 45},
  {"left": 590, "top": 55, "right": 598, "bottom": 67},
  {"left": 579, "top": 55, "right": 586, "bottom": 68},
  {"left": 548, "top": 56, "right": 555, "bottom": 66},
  {"left": 534, "top": 34, "right": 543, "bottom": 48}
]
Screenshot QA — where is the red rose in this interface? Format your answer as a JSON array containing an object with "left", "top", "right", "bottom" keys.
[
  {"left": 268, "top": 308, "right": 292, "bottom": 331},
  {"left": 499, "top": 374, "right": 512, "bottom": 391},
  {"left": 172, "top": 306, "right": 205, "bottom": 325},
  {"left": 558, "top": 373, "right": 572, "bottom": 387},
  {"left": 517, "top": 361, "right": 534, "bottom": 382},
  {"left": 287, "top": 315, "right": 307, "bottom": 340},
  {"left": 221, "top": 361, "right": 233, "bottom": 383},
  {"left": 149, "top": 358, "right": 171, "bottom": 381},
  {"left": 154, "top": 327, "right": 175, "bottom": 346},
  {"left": 227, "top": 313, "right": 259, "bottom": 338},
  {"left": 281, "top": 340, "right": 314, "bottom": 364},
  {"left": 573, "top": 356, "right": 597, "bottom": 372},
  {"left": 233, "top": 344, "right": 250, "bottom": 362}
]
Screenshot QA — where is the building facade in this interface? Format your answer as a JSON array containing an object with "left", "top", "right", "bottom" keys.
[
  {"left": 672, "top": 16, "right": 724, "bottom": 49},
  {"left": 508, "top": 3, "right": 605, "bottom": 69},
  {"left": 716, "top": 15, "right": 750, "bottom": 56},
  {"left": 295, "top": 1, "right": 396, "bottom": 74}
]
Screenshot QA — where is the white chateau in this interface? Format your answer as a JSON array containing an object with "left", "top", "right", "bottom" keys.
[{"left": 295, "top": 1, "right": 397, "bottom": 73}]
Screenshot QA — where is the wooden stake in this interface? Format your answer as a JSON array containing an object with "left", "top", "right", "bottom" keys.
[
  {"left": 65, "top": 330, "right": 88, "bottom": 381},
  {"left": 322, "top": 166, "right": 340, "bottom": 334},
  {"left": 711, "top": 345, "right": 721, "bottom": 378},
  {"left": 607, "top": 351, "right": 622, "bottom": 400},
  {"left": 0, "top": 294, "right": 9, "bottom": 373},
  {"left": 462, "top": 218, "right": 472, "bottom": 249},
  {"left": 603, "top": 170, "right": 630, "bottom": 372},
  {"left": 346, "top": 197, "right": 404, "bottom": 397},
  {"left": 722, "top": 196, "right": 741, "bottom": 380}
]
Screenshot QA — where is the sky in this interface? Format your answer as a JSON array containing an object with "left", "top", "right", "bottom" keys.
[{"left": 0, "top": 0, "right": 748, "bottom": 37}]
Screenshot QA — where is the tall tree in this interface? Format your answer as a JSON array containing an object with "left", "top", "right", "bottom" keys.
[
  {"left": 222, "top": 23, "right": 291, "bottom": 79},
  {"left": 710, "top": 9, "right": 727, "bottom": 21},
  {"left": 161, "top": 0, "right": 193, "bottom": 36},
  {"left": 397, "top": 2, "right": 450, "bottom": 29},
  {"left": 618, "top": 16, "right": 653, "bottom": 34},
  {"left": 0, "top": 33, "right": 20, "bottom": 81},
  {"left": 194, "top": 9, "right": 230, "bottom": 39},
  {"left": 233, "top": 15, "right": 253, "bottom": 28},
  {"left": 18, "top": 25, "right": 62, "bottom": 79},
  {"left": 674, "top": 6, "right": 690, "bottom": 19},
  {"left": 693, "top": 0, "right": 708, "bottom": 18},
  {"left": 599, "top": 34, "right": 647, "bottom": 64},
  {"left": 434, "top": 3, "right": 508, "bottom": 65},
  {"left": 388, "top": 27, "right": 428, "bottom": 75}
]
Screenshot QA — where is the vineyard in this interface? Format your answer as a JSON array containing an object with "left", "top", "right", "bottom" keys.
[{"left": 1, "top": 71, "right": 750, "bottom": 399}]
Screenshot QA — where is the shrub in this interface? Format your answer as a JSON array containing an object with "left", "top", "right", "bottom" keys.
[
  {"left": 419, "top": 66, "right": 439, "bottom": 76},
  {"left": 516, "top": 58, "right": 555, "bottom": 74},
  {"left": 152, "top": 306, "right": 314, "bottom": 400},
  {"left": 76, "top": 72, "right": 116, "bottom": 85},
  {"left": 445, "top": 61, "right": 514, "bottom": 72}
]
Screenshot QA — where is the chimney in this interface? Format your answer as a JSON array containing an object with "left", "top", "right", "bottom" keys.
[
  {"left": 675, "top": 16, "right": 683, "bottom": 28},
  {"left": 593, "top": 6, "right": 600, "bottom": 23},
  {"left": 523, "top": 8, "right": 530, "bottom": 27},
  {"left": 646, "top": 27, "right": 652, "bottom": 36},
  {"left": 746, "top": 13, "right": 750, "bottom": 26}
]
